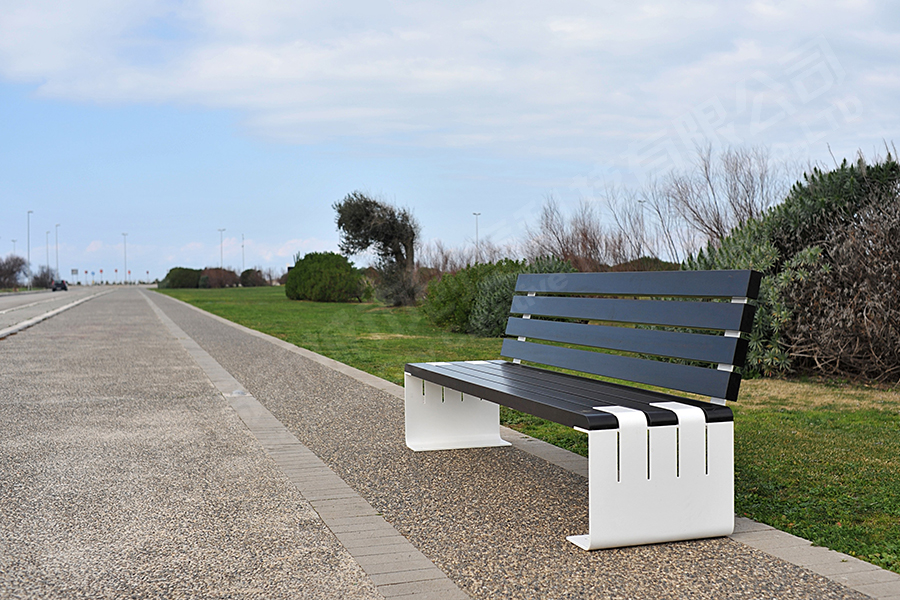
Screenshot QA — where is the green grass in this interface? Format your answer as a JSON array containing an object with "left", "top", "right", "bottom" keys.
[
  {"left": 158, "top": 286, "right": 502, "bottom": 385},
  {"left": 158, "top": 286, "right": 900, "bottom": 573}
]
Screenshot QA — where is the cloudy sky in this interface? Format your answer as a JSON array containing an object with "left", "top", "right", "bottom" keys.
[{"left": 1, "top": 0, "right": 897, "bottom": 281}]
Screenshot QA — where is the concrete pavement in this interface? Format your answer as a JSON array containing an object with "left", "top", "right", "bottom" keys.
[{"left": 2, "top": 287, "right": 897, "bottom": 599}]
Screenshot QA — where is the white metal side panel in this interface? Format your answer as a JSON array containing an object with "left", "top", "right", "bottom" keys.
[
  {"left": 569, "top": 402, "right": 734, "bottom": 550},
  {"left": 404, "top": 372, "right": 511, "bottom": 452}
]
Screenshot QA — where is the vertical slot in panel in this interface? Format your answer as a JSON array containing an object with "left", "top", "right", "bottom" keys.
[
  {"left": 676, "top": 428, "right": 680, "bottom": 478},
  {"left": 649, "top": 402, "right": 706, "bottom": 481},
  {"left": 647, "top": 430, "right": 651, "bottom": 480}
]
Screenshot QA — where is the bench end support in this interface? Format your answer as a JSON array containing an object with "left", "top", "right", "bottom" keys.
[
  {"left": 569, "top": 403, "right": 734, "bottom": 550},
  {"left": 405, "top": 372, "right": 511, "bottom": 452}
]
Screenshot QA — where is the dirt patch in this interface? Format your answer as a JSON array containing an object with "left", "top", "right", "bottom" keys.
[
  {"left": 359, "top": 333, "right": 423, "bottom": 340},
  {"left": 738, "top": 377, "right": 900, "bottom": 411}
]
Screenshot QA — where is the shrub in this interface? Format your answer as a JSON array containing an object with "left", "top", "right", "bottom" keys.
[
  {"left": 420, "top": 259, "right": 524, "bottom": 332},
  {"left": 375, "top": 261, "right": 419, "bottom": 307},
  {"left": 685, "top": 154, "right": 900, "bottom": 378},
  {"left": 240, "top": 268, "right": 267, "bottom": 287},
  {"left": 31, "top": 265, "right": 55, "bottom": 289},
  {"left": 285, "top": 252, "right": 366, "bottom": 302},
  {"left": 468, "top": 256, "right": 577, "bottom": 337},
  {"left": 200, "top": 268, "right": 240, "bottom": 288},
  {"left": 786, "top": 198, "right": 900, "bottom": 381},
  {"left": 160, "top": 267, "right": 201, "bottom": 289}
]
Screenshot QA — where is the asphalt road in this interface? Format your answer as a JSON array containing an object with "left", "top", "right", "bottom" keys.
[{"left": 0, "top": 287, "right": 103, "bottom": 331}]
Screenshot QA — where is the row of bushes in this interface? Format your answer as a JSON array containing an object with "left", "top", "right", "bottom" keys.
[{"left": 160, "top": 267, "right": 269, "bottom": 289}]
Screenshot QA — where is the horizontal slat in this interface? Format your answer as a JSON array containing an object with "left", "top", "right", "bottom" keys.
[
  {"left": 438, "top": 362, "right": 679, "bottom": 426},
  {"left": 506, "top": 317, "right": 748, "bottom": 365},
  {"left": 515, "top": 270, "right": 762, "bottom": 299},
  {"left": 501, "top": 339, "right": 742, "bottom": 401},
  {"left": 510, "top": 296, "right": 756, "bottom": 333}
]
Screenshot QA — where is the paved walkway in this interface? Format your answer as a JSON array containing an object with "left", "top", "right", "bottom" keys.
[{"left": 1, "top": 288, "right": 897, "bottom": 599}]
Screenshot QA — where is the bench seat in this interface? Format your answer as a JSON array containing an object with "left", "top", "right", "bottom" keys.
[{"left": 405, "top": 359, "right": 734, "bottom": 431}]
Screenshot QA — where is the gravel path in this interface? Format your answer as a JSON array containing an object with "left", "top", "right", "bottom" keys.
[
  {"left": 0, "top": 289, "right": 381, "bottom": 599},
  {"left": 147, "top": 290, "right": 872, "bottom": 600}
]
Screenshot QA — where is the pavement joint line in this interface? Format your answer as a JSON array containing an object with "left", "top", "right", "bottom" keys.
[
  {"left": 0, "top": 294, "right": 62, "bottom": 315},
  {"left": 0, "top": 289, "right": 114, "bottom": 340},
  {"left": 142, "top": 290, "right": 470, "bottom": 600},
  {"left": 154, "top": 288, "right": 900, "bottom": 600}
]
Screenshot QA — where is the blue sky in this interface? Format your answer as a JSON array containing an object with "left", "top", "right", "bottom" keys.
[{"left": 1, "top": 0, "right": 898, "bottom": 281}]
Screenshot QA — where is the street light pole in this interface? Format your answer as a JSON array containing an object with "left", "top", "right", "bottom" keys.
[
  {"left": 27, "top": 210, "right": 32, "bottom": 288},
  {"left": 122, "top": 233, "right": 128, "bottom": 284},
  {"left": 55, "top": 224, "right": 60, "bottom": 277},
  {"left": 218, "top": 228, "right": 225, "bottom": 269},
  {"left": 11, "top": 239, "right": 16, "bottom": 255},
  {"left": 45, "top": 231, "right": 50, "bottom": 278},
  {"left": 473, "top": 212, "right": 481, "bottom": 262}
]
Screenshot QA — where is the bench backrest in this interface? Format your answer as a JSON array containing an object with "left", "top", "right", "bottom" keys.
[{"left": 502, "top": 270, "right": 762, "bottom": 404}]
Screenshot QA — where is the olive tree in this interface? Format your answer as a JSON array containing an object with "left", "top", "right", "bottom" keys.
[{"left": 334, "top": 192, "right": 420, "bottom": 305}]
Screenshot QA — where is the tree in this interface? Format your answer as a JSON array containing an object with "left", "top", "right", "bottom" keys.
[
  {"left": 31, "top": 265, "right": 56, "bottom": 289},
  {"left": 334, "top": 192, "right": 420, "bottom": 305},
  {"left": 0, "top": 255, "right": 27, "bottom": 288}
]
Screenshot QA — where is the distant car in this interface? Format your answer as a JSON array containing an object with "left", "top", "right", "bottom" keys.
[{"left": 51, "top": 280, "right": 68, "bottom": 291}]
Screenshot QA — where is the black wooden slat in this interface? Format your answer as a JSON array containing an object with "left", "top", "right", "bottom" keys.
[
  {"left": 467, "top": 360, "right": 733, "bottom": 424},
  {"left": 515, "top": 270, "right": 762, "bottom": 299},
  {"left": 440, "top": 362, "right": 680, "bottom": 426},
  {"left": 510, "top": 296, "right": 756, "bottom": 332},
  {"left": 405, "top": 362, "right": 619, "bottom": 430},
  {"left": 501, "top": 339, "right": 742, "bottom": 401},
  {"left": 505, "top": 317, "right": 748, "bottom": 365}
]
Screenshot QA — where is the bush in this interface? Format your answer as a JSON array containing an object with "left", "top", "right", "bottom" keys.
[
  {"left": 421, "top": 259, "right": 524, "bottom": 332},
  {"left": 685, "top": 154, "right": 900, "bottom": 378},
  {"left": 240, "top": 269, "right": 267, "bottom": 287},
  {"left": 786, "top": 198, "right": 900, "bottom": 381},
  {"left": 31, "top": 265, "right": 55, "bottom": 289},
  {"left": 375, "top": 261, "right": 418, "bottom": 307},
  {"left": 160, "top": 267, "right": 201, "bottom": 289},
  {"left": 285, "top": 252, "right": 367, "bottom": 302},
  {"left": 468, "top": 256, "right": 577, "bottom": 337},
  {"left": 200, "top": 268, "right": 240, "bottom": 288}
]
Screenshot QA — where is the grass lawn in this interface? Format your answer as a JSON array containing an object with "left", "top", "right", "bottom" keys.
[{"left": 158, "top": 286, "right": 900, "bottom": 574}]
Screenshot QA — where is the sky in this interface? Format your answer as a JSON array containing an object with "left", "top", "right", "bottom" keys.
[{"left": 1, "top": 0, "right": 898, "bottom": 282}]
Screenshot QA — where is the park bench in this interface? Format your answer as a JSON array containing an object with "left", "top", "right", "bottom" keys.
[{"left": 404, "top": 269, "right": 761, "bottom": 550}]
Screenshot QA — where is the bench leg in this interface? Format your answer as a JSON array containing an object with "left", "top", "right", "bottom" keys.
[
  {"left": 404, "top": 372, "right": 512, "bottom": 452},
  {"left": 567, "top": 403, "right": 734, "bottom": 550}
]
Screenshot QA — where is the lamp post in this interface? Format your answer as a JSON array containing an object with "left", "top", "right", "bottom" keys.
[
  {"left": 45, "top": 231, "right": 50, "bottom": 278},
  {"left": 55, "top": 224, "right": 60, "bottom": 277},
  {"left": 122, "top": 233, "right": 128, "bottom": 284},
  {"left": 218, "top": 228, "right": 225, "bottom": 269},
  {"left": 473, "top": 212, "right": 481, "bottom": 262},
  {"left": 27, "top": 210, "right": 32, "bottom": 288},
  {"left": 11, "top": 239, "right": 16, "bottom": 255}
]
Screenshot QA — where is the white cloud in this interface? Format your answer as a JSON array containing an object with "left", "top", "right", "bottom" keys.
[{"left": 0, "top": 0, "right": 893, "bottom": 162}]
